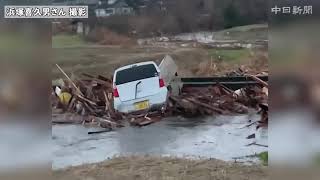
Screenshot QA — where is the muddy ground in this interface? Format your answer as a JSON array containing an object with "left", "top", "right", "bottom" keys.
[{"left": 53, "top": 156, "right": 268, "bottom": 180}]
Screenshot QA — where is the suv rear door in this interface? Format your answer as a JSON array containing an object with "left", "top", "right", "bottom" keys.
[{"left": 115, "top": 63, "right": 161, "bottom": 101}]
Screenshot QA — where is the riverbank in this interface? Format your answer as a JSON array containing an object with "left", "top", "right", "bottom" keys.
[{"left": 53, "top": 156, "right": 268, "bottom": 180}]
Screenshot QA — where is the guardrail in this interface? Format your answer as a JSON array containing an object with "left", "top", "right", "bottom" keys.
[{"left": 181, "top": 76, "right": 268, "bottom": 90}]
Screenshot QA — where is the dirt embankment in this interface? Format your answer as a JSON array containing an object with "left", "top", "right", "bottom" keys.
[{"left": 53, "top": 156, "right": 268, "bottom": 180}]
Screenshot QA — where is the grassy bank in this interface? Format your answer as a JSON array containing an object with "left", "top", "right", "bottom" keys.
[
  {"left": 52, "top": 34, "right": 88, "bottom": 48},
  {"left": 52, "top": 24, "right": 268, "bottom": 80},
  {"left": 208, "top": 49, "right": 252, "bottom": 63},
  {"left": 53, "top": 156, "right": 268, "bottom": 180},
  {"left": 214, "top": 24, "right": 268, "bottom": 41}
]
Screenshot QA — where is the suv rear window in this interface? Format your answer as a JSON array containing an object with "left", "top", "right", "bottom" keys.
[{"left": 115, "top": 64, "right": 158, "bottom": 85}]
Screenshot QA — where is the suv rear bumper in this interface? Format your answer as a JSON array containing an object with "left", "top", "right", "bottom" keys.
[{"left": 113, "top": 88, "right": 168, "bottom": 113}]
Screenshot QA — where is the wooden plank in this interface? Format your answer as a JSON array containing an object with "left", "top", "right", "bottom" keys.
[
  {"left": 245, "top": 74, "right": 268, "bottom": 87},
  {"left": 185, "top": 98, "right": 226, "bottom": 114}
]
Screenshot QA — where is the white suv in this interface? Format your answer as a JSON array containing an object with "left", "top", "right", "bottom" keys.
[{"left": 113, "top": 61, "right": 168, "bottom": 113}]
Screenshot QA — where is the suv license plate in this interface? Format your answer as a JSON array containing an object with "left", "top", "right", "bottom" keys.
[{"left": 134, "top": 101, "right": 149, "bottom": 110}]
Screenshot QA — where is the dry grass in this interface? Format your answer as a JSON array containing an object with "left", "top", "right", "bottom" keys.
[
  {"left": 52, "top": 46, "right": 208, "bottom": 79},
  {"left": 52, "top": 23, "right": 268, "bottom": 79},
  {"left": 53, "top": 156, "right": 268, "bottom": 180},
  {"left": 52, "top": 45, "right": 268, "bottom": 80},
  {"left": 86, "top": 28, "right": 135, "bottom": 46},
  {"left": 52, "top": 35, "right": 87, "bottom": 48},
  {"left": 192, "top": 49, "right": 268, "bottom": 76}
]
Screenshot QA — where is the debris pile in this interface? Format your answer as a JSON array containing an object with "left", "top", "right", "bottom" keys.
[
  {"left": 52, "top": 64, "right": 268, "bottom": 130},
  {"left": 52, "top": 65, "right": 123, "bottom": 129},
  {"left": 168, "top": 83, "right": 268, "bottom": 121}
]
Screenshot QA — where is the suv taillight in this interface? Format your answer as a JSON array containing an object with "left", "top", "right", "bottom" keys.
[
  {"left": 159, "top": 78, "right": 165, "bottom": 88},
  {"left": 113, "top": 87, "right": 119, "bottom": 97}
]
